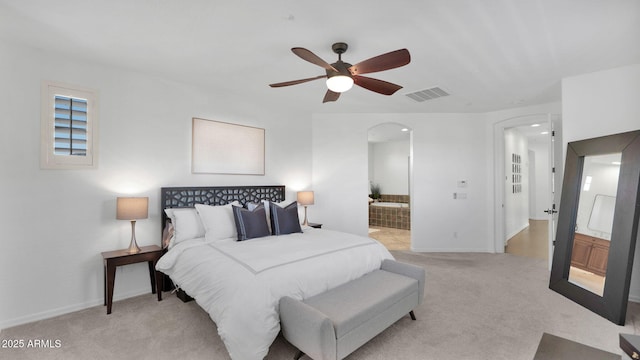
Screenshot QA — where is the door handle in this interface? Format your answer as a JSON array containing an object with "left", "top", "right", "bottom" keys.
[{"left": 544, "top": 209, "right": 558, "bottom": 214}]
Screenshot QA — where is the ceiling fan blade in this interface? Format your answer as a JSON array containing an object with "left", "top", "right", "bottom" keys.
[
  {"left": 349, "top": 49, "right": 410, "bottom": 75},
  {"left": 322, "top": 90, "right": 340, "bottom": 103},
  {"left": 292, "top": 47, "right": 339, "bottom": 72},
  {"left": 269, "top": 75, "right": 326, "bottom": 88},
  {"left": 353, "top": 75, "right": 403, "bottom": 95}
]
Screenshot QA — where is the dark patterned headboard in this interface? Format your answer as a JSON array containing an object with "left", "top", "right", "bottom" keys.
[{"left": 160, "top": 185, "right": 286, "bottom": 234}]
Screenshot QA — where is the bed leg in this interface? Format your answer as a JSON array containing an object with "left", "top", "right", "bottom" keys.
[
  {"left": 294, "top": 350, "right": 305, "bottom": 360},
  {"left": 409, "top": 310, "right": 416, "bottom": 320}
]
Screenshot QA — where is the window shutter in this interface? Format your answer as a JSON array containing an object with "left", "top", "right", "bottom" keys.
[
  {"left": 54, "top": 95, "right": 88, "bottom": 156},
  {"left": 41, "top": 81, "right": 98, "bottom": 169}
]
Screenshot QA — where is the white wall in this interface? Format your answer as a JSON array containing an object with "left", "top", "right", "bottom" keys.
[
  {"left": 369, "top": 140, "right": 410, "bottom": 195},
  {"left": 562, "top": 63, "right": 640, "bottom": 300},
  {"left": 562, "top": 64, "right": 640, "bottom": 143},
  {"left": 312, "top": 113, "right": 490, "bottom": 252},
  {"left": 528, "top": 140, "right": 550, "bottom": 220},
  {"left": 0, "top": 40, "right": 312, "bottom": 328},
  {"left": 528, "top": 150, "right": 536, "bottom": 217},
  {"left": 503, "top": 128, "right": 530, "bottom": 239},
  {"left": 312, "top": 102, "right": 562, "bottom": 254},
  {"left": 368, "top": 143, "right": 375, "bottom": 189}
]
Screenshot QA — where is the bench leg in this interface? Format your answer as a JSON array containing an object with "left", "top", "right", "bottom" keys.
[
  {"left": 410, "top": 310, "right": 416, "bottom": 320},
  {"left": 294, "top": 350, "right": 305, "bottom": 360}
]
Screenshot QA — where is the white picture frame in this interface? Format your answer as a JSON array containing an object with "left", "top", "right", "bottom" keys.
[{"left": 192, "top": 118, "right": 265, "bottom": 175}]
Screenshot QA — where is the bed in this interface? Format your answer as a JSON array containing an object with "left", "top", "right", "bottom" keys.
[{"left": 156, "top": 185, "right": 393, "bottom": 360}]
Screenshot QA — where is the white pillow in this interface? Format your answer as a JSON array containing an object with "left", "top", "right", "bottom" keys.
[
  {"left": 164, "top": 208, "right": 206, "bottom": 247},
  {"left": 195, "top": 201, "right": 240, "bottom": 241}
]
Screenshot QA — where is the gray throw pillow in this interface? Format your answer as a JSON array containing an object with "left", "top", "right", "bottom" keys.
[
  {"left": 269, "top": 201, "right": 302, "bottom": 235},
  {"left": 232, "top": 203, "right": 271, "bottom": 241}
]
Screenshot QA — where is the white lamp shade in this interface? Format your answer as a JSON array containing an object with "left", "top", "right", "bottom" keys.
[
  {"left": 326, "top": 75, "right": 354, "bottom": 93},
  {"left": 116, "top": 197, "right": 149, "bottom": 220},
  {"left": 297, "top": 191, "right": 315, "bottom": 206}
]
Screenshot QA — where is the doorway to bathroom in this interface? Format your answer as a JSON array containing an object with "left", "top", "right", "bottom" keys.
[{"left": 367, "top": 123, "right": 412, "bottom": 251}]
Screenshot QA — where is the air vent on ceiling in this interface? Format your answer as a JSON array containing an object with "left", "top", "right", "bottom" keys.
[{"left": 405, "top": 87, "right": 450, "bottom": 102}]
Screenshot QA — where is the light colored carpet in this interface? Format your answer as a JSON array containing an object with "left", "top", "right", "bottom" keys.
[{"left": 1, "top": 251, "right": 638, "bottom": 360}]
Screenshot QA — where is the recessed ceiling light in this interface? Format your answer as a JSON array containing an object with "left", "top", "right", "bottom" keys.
[
  {"left": 531, "top": 124, "right": 540, "bottom": 127},
  {"left": 401, "top": 128, "right": 409, "bottom": 132},
  {"left": 541, "top": 131, "right": 549, "bottom": 135}
]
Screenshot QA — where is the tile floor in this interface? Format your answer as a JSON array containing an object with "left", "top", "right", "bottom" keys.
[{"left": 369, "top": 226, "right": 411, "bottom": 250}]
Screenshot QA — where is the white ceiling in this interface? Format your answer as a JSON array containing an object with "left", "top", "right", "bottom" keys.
[
  {"left": 512, "top": 122, "right": 551, "bottom": 143},
  {"left": 1, "top": 0, "right": 639, "bottom": 114}
]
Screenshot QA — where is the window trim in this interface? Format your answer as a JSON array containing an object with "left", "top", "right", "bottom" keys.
[{"left": 41, "top": 81, "right": 99, "bottom": 169}]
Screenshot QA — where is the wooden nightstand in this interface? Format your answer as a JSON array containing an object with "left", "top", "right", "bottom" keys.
[
  {"left": 101, "top": 245, "right": 163, "bottom": 314},
  {"left": 308, "top": 223, "right": 322, "bottom": 229}
]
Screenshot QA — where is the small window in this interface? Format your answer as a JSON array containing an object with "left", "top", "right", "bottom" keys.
[{"left": 41, "top": 81, "right": 98, "bottom": 169}]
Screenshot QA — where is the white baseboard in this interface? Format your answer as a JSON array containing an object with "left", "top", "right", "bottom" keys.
[{"left": 0, "top": 288, "right": 151, "bottom": 330}]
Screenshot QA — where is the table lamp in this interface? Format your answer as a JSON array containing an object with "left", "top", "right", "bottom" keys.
[
  {"left": 297, "top": 191, "right": 314, "bottom": 226},
  {"left": 116, "top": 197, "right": 148, "bottom": 254}
]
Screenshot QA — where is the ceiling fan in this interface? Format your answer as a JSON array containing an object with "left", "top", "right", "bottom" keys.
[{"left": 269, "top": 42, "right": 411, "bottom": 103}]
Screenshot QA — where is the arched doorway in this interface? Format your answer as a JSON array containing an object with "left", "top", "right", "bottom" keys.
[{"left": 367, "top": 122, "right": 413, "bottom": 250}]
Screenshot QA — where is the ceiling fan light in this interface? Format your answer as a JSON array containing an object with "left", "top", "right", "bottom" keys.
[{"left": 326, "top": 75, "right": 354, "bottom": 93}]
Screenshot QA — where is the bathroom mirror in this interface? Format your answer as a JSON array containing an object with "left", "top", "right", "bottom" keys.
[{"left": 549, "top": 130, "right": 640, "bottom": 325}]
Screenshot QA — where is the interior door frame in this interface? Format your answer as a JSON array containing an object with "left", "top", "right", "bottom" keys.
[
  {"left": 493, "top": 113, "right": 561, "bottom": 267},
  {"left": 547, "top": 115, "right": 563, "bottom": 267}
]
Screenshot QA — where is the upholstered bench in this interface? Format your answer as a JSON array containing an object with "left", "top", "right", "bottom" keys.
[{"left": 279, "top": 259, "right": 425, "bottom": 360}]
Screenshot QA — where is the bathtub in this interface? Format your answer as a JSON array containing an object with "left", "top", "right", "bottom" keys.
[
  {"left": 371, "top": 202, "right": 409, "bottom": 208},
  {"left": 369, "top": 202, "right": 410, "bottom": 230}
]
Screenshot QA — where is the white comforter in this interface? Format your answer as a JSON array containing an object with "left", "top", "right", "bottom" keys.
[{"left": 156, "top": 227, "right": 393, "bottom": 360}]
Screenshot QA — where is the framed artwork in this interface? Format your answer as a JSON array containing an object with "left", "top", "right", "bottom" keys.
[
  {"left": 192, "top": 118, "right": 265, "bottom": 175},
  {"left": 511, "top": 152, "right": 522, "bottom": 193}
]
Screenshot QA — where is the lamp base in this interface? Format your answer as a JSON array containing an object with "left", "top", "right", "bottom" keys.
[
  {"left": 302, "top": 206, "right": 310, "bottom": 227},
  {"left": 126, "top": 241, "right": 141, "bottom": 254},
  {"left": 126, "top": 220, "right": 141, "bottom": 254}
]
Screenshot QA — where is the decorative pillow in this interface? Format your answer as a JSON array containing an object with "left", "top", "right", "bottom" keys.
[
  {"left": 261, "top": 199, "right": 294, "bottom": 230},
  {"left": 164, "top": 208, "right": 205, "bottom": 246},
  {"left": 247, "top": 202, "right": 262, "bottom": 211},
  {"left": 195, "top": 202, "right": 239, "bottom": 241},
  {"left": 233, "top": 203, "right": 271, "bottom": 241},
  {"left": 269, "top": 201, "right": 302, "bottom": 235}
]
